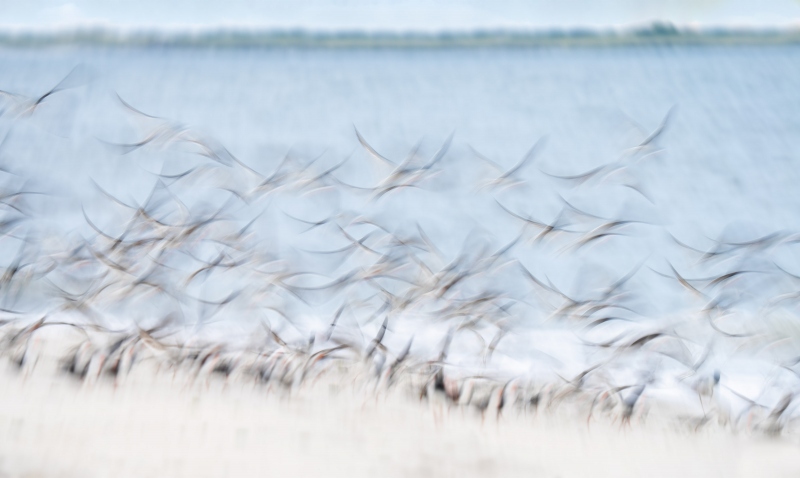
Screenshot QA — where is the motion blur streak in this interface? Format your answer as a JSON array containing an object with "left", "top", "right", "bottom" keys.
[{"left": 0, "top": 41, "right": 800, "bottom": 449}]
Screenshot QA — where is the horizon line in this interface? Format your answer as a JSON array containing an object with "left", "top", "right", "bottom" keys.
[{"left": 2, "top": 22, "right": 800, "bottom": 48}]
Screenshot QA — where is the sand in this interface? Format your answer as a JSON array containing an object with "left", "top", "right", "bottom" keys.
[{"left": 0, "top": 344, "right": 798, "bottom": 478}]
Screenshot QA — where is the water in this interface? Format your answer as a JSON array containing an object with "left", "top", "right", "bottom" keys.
[
  {"left": 3, "top": 45, "right": 799, "bottom": 222},
  {"left": 2, "top": 44, "right": 800, "bottom": 418}
]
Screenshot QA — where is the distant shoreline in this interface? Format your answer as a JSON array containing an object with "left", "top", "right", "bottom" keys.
[{"left": 2, "top": 23, "right": 800, "bottom": 48}]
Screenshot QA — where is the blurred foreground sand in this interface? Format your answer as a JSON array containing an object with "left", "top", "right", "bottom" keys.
[{"left": 0, "top": 349, "right": 798, "bottom": 478}]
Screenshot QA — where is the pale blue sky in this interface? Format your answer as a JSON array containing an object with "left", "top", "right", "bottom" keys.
[{"left": 1, "top": 0, "right": 799, "bottom": 30}]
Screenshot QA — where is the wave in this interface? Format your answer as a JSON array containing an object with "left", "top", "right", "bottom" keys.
[{"left": 1, "top": 22, "right": 800, "bottom": 48}]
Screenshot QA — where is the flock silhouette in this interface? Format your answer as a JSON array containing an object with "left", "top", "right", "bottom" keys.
[{"left": 0, "top": 68, "right": 799, "bottom": 435}]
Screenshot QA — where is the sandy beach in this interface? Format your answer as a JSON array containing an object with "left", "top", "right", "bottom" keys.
[{"left": 0, "top": 336, "right": 797, "bottom": 478}]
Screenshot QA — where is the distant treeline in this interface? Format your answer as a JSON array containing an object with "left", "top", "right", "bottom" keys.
[{"left": 2, "top": 23, "right": 800, "bottom": 48}]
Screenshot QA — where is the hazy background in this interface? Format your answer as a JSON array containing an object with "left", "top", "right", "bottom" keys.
[{"left": 2, "top": 0, "right": 799, "bottom": 30}]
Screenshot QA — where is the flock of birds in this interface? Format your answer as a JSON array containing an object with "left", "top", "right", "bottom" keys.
[{"left": 1, "top": 69, "right": 800, "bottom": 435}]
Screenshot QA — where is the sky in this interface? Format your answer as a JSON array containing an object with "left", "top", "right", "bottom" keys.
[{"left": 1, "top": 0, "right": 799, "bottom": 31}]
